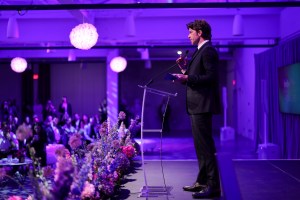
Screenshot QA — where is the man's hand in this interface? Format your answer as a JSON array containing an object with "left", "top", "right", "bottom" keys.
[
  {"left": 176, "top": 54, "right": 187, "bottom": 71},
  {"left": 172, "top": 73, "right": 188, "bottom": 84}
]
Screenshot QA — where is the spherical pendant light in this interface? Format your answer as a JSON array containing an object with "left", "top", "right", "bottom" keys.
[
  {"left": 110, "top": 56, "right": 127, "bottom": 73},
  {"left": 69, "top": 23, "right": 99, "bottom": 50},
  {"left": 11, "top": 57, "right": 27, "bottom": 73}
]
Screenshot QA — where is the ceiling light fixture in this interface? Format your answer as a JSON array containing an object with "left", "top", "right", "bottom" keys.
[
  {"left": 125, "top": 12, "right": 136, "bottom": 37},
  {"left": 7, "top": 17, "right": 19, "bottom": 39},
  {"left": 110, "top": 56, "right": 127, "bottom": 73},
  {"left": 69, "top": 23, "right": 98, "bottom": 50},
  {"left": 11, "top": 57, "right": 27, "bottom": 73},
  {"left": 68, "top": 49, "right": 76, "bottom": 61},
  {"left": 232, "top": 11, "right": 244, "bottom": 36},
  {"left": 137, "top": 48, "right": 151, "bottom": 69}
]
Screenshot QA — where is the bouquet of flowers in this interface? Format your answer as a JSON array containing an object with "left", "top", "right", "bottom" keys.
[{"left": 10, "top": 111, "right": 138, "bottom": 200}]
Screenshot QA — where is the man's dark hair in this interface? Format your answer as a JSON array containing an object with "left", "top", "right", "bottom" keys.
[{"left": 186, "top": 19, "right": 212, "bottom": 40}]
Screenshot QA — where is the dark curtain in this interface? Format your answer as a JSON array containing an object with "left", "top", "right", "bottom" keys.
[
  {"left": 21, "top": 69, "right": 33, "bottom": 120},
  {"left": 254, "top": 37, "right": 300, "bottom": 159},
  {"left": 38, "top": 63, "right": 51, "bottom": 105}
]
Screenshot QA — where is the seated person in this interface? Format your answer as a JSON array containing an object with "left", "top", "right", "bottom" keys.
[{"left": 0, "top": 121, "right": 19, "bottom": 159}]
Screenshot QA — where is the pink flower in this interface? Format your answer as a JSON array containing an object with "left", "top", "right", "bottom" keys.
[
  {"left": 8, "top": 196, "right": 22, "bottom": 200},
  {"left": 68, "top": 133, "right": 82, "bottom": 150},
  {"left": 121, "top": 145, "right": 136, "bottom": 158},
  {"left": 55, "top": 146, "right": 71, "bottom": 159},
  {"left": 25, "top": 196, "right": 33, "bottom": 200},
  {"left": 81, "top": 181, "right": 95, "bottom": 199}
]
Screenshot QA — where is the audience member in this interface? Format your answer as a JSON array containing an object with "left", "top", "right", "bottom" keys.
[
  {"left": 28, "top": 122, "right": 48, "bottom": 166},
  {"left": 72, "top": 113, "right": 81, "bottom": 131},
  {"left": 58, "top": 96, "right": 72, "bottom": 124},
  {"left": 43, "top": 100, "right": 56, "bottom": 120},
  {"left": 0, "top": 121, "right": 19, "bottom": 158},
  {"left": 44, "top": 115, "right": 56, "bottom": 144},
  {"left": 98, "top": 99, "right": 107, "bottom": 123},
  {"left": 61, "top": 117, "right": 76, "bottom": 151}
]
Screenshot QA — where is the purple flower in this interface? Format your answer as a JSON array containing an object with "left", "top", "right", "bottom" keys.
[
  {"left": 118, "top": 111, "right": 126, "bottom": 121},
  {"left": 112, "top": 140, "right": 120, "bottom": 149}
]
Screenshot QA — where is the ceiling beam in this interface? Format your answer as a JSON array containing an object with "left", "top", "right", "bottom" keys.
[
  {"left": 0, "top": 2, "right": 300, "bottom": 11},
  {"left": 0, "top": 43, "right": 277, "bottom": 50}
]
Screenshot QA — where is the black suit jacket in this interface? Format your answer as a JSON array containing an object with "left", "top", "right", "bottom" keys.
[{"left": 185, "top": 42, "right": 221, "bottom": 115}]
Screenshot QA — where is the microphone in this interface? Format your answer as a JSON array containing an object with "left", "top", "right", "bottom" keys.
[
  {"left": 183, "top": 50, "right": 189, "bottom": 58},
  {"left": 145, "top": 50, "right": 189, "bottom": 86}
]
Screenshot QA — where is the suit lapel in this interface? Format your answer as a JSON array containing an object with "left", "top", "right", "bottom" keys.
[{"left": 189, "top": 42, "right": 211, "bottom": 66}]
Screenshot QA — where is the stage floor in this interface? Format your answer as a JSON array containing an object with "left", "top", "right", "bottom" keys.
[{"left": 120, "top": 159, "right": 300, "bottom": 200}]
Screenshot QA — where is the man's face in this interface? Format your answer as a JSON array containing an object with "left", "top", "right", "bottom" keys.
[{"left": 188, "top": 28, "right": 201, "bottom": 45}]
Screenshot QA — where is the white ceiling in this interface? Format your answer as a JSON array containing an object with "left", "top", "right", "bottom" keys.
[{"left": 0, "top": 0, "right": 299, "bottom": 61}]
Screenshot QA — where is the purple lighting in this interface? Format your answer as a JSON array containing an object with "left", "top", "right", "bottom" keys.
[
  {"left": 10, "top": 57, "right": 27, "bottom": 73},
  {"left": 110, "top": 56, "right": 127, "bottom": 73},
  {"left": 69, "top": 23, "right": 98, "bottom": 50}
]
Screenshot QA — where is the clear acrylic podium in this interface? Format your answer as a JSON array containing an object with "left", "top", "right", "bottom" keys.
[{"left": 138, "top": 85, "right": 177, "bottom": 198}]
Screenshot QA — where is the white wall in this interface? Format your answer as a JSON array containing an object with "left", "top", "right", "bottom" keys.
[
  {"left": 280, "top": 8, "right": 300, "bottom": 39},
  {"left": 233, "top": 43, "right": 267, "bottom": 140}
]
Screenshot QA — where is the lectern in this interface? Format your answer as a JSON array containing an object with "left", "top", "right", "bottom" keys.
[{"left": 138, "top": 85, "right": 177, "bottom": 198}]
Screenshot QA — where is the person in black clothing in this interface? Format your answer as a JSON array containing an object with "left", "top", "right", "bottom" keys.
[
  {"left": 28, "top": 122, "right": 48, "bottom": 166},
  {"left": 174, "top": 19, "right": 221, "bottom": 199},
  {"left": 43, "top": 100, "right": 56, "bottom": 120}
]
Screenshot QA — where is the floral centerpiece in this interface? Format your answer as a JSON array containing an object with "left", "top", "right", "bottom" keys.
[{"left": 9, "top": 111, "right": 139, "bottom": 200}]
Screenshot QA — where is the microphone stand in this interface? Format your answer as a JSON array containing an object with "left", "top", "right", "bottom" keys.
[
  {"left": 145, "top": 49, "right": 188, "bottom": 86},
  {"left": 145, "top": 63, "right": 178, "bottom": 86}
]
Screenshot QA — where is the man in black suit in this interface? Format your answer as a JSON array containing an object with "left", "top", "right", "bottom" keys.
[{"left": 173, "top": 19, "right": 221, "bottom": 199}]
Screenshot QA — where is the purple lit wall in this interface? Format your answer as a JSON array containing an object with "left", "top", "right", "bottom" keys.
[
  {"left": 233, "top": 45, "right": 268, "bottom": 139},
  {"left": 50, "top": 62, "right": 106, "bottom": 118},
  {"left": 0, "top": 63, "right": 22, "bottom": 109},
  {"left": 280, "top": 8, "right": 300, "bottom": 38}
]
